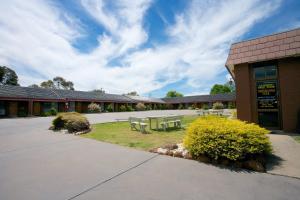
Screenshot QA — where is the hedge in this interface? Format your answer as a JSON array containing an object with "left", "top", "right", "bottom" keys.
[{"left": 183, "top": 116, "right": 272, "bottom": 161}]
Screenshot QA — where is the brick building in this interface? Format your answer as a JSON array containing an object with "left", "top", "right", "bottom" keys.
[{"left": 226, "top": 28, "right": 300, "bottom": 131}]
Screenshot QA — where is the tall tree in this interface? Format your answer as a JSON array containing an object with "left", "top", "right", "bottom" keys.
[
  {"left": 39, "top": 77, "right": 74, "bottom": 90},
  {"left": 28, "top": 84, "right": 40, "bottom": 88},
  {"left": 165, "top": 90, "right": 184, "bottom": 98},
  {"left": 40, "top": 80, "right": 55, "bottom": 89},
  {"left": 93, "top": 88, "right": 105, "bottom": 94},
  {"left": 0, "top": 66, "right": 19, "bottom": 86},
  {"left": 210, "top": 84, "right": 232, "bottom": 95},
  {"left": 127, "top": 91, "right": 138, "bottom": 96},
  {"left": 53, "top": 76, "right": 74, "bottom": 90}
]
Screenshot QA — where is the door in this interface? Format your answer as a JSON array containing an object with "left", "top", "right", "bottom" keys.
[{"left": 254, "top": 65, "right": 281, "bottom": 129}]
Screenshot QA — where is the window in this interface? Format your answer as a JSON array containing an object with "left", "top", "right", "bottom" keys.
[{"left": 254, "top": 65, "right": 277, "bottom": 80}]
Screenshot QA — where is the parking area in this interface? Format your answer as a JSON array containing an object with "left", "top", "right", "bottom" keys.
[{"left": 0, "top": 110, "right": 300, "bottom": 200}]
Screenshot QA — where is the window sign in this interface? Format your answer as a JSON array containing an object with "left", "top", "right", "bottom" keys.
[{"left": 256, "top": 81, "right": 278, "bottom": 109}]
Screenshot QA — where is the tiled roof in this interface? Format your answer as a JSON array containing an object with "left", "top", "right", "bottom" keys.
[
  {"left": 162, "top": 93, "right": 236, "bottom": 104},
  {"left": 0, "top": 85, "right": 62, "bottom": 100},
  {"left": 125, "top": 95, "right": 166, "bottom": 104},
  {"left": 0, "top": 85, "right": 134, "bottom": 103},
  {"left": 0, "top": 85, "right": 236, "bottom": 104},
  {"left": 226, "top": 28, "right": 300, "bottom": 77}
]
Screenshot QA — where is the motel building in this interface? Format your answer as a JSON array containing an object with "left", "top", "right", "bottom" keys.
[{"left": 226, "top": 28, "right": 300, "bottom": 132}]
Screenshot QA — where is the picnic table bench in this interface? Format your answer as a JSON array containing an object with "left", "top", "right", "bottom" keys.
[{"left": 128, "top": 117, "right": 148, "bottom": 133}]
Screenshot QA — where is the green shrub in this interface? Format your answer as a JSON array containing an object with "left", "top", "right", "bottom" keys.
[
  {"left": 212, "top": 102, "right": 224, "bottom": 110},
  {"left": 52, "top": 112, "right": 90, "bottom": 133},
  {"left": 146, "top": 105, "right": 152, "bottom": 110},
  {"left": 178, "top": 104, "right": 184, "bottom": 109},
  {"left": 88, "top": 103, "right": 101, "bottom": 113},
  {"left": 228, "top": 102, "right": 235, "bottom": 109},
  {"left": 191, "top": 103, "right": 197, "bottom": 110},
  {"left": 201, "top": 104, "right": 209, "bottom": 110},
  {"left": 136, "top": 103, "right": 146, "bottom": 111},
  {"left": 183, "top": 116, "right": 271, "bottom": 161},
  {"left": 153, "top": 104, "right": 158, "bottom": 110},
  {"left": 126, "top": 105, "right": 134, "bottom": 111},
  {"left": 106, "top": 104, "right": 113, "bottom": 112},
  {"left": 119, "top": 105, "right": 127, "bottom": 112}
]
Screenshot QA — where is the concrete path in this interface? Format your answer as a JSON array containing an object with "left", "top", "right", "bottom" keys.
[
  {"left": 0, "top": 110, "right": 300, "bottom": 200},
  {"left": 267, "top": 133, "right": 300, "bottom": 178}
]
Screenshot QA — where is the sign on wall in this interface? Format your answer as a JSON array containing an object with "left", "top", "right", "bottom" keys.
[{"left": 256, "top": 81, "right": 278, "bottom": 109}]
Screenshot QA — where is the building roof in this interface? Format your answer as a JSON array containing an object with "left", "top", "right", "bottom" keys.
[
  {"left": 162, "top": 93, "right": 236, "bottom": 104},
  {"left": 125, "top": 95, "right": 166, "bottom": 104},
  {"left": 226, "top": 27, "right": 300, "bottom": 77},
  {"left": 0, "top": 85, "right": 63, "bottom": 100},
  {"left": 0, "top": 85, "right": 236, "bottom": 104},
  {"left": 0, "top": 85, "right": 134, "bottom": 103}
]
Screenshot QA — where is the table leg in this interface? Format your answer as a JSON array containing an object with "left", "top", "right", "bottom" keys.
[
  {"left": 149, "top": 119, "right": 152, "bottom": 130},
  {"left": 156, "top": 118, "right": 158, "bottom": 130}
]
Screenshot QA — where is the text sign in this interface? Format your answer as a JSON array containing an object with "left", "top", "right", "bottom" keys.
[{"left": 256, "top": 81, "right": 278, "bottom": 109}]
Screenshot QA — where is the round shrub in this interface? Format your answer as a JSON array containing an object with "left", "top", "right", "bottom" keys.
[
  {"left": 52, "top": 112, "right": 90, "bottom": 133},
  {"left": 106, "top": 104, "right": 113, "bottom": 112},
  {"left": 183, "top": 116, "right": 272, "bottom": 161},
  {"left": 212, "top": 102, "right": 224, "bottom": 110},
  {"left": 119, "top": 105, "right": 127, "bottom": 112},
  {"left": 88, "top": 103, "right": 101, "bottom": 113},
  {"left": 136, "top": 103, "right": 146, "bottom": 111}
]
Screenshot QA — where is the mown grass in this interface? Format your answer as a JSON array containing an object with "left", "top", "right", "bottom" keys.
[
  {"left": 82, "top": 115, "right": 199, "bottom": 150},
  {"left": 292, "top": 135, "right": 300, "bottom": 143}
]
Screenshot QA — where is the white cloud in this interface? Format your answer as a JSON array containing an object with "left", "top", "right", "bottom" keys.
[{"left": 0, "top": 0, "right": 281, "bottom": 95}]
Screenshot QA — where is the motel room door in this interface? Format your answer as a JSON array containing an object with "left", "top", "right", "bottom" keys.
[{"left": 254, "top": 65, "right": 281, "bottom": 129}]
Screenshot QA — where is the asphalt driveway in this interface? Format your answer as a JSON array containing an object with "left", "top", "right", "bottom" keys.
[{"left": 0, "top": 110, "right": 299, "bottom": 200}]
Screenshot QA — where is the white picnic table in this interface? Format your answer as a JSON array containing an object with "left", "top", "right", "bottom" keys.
[{"left": 147, "top": 115, "right": 182, "bottom": 130}]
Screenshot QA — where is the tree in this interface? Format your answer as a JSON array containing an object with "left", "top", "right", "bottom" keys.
[
  {"left": 40, "top": 80, "right": 55, "bottom": 89},
  {"left": 165, "top": 90, "right": 183, "bottom": 98},
  {"left": 210, "top": 84, "right": 231, "bottom": 95},
  {"left": 53, "top": 76, "right": 74, "bottom": 90},
  {"left": 127, "top": 91, "right": 138, "bottom": 96},
  {"left": 0, "top": 66, "right": 19, "bottom": 86},
  {"left": 28, "top": 84, "right": 40, "bottom": 88},
  {"left": 93, "top": 88, "right": 105, "bottom": 94},
  {"left": 40, "top": 77, "right": 74, "bottom": 90}
]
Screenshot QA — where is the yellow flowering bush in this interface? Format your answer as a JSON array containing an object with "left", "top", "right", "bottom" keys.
[{"left": 183, "top": 116, "right": 272, "bottom": 161}]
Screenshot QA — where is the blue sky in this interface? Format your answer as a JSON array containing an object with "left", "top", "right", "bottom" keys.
[{"left": 0, "top": 0, "right": 299, "bottom": 97}]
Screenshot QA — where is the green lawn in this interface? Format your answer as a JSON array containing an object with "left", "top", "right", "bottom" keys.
[
  {"left": 82, "top": 115, "right": 199, "bottom": 150},
  {"left": 293, "top": 135, "right": 300, "bottom": 143}
]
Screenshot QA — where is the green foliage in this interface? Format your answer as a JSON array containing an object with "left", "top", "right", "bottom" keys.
[
  {"left": 153, "top": 104, "right": 158, "bottom": 110},
  {"left": 28, "top": 84, "right": 39, "bottom": 88},
  {"left": 201, "top": 104, "right": 209, "bottom": 110},
  {"left": 165, "top": 90, "right": 184, "bottom": 98},
  {"left": 212, "top": 102, "right": 224, "bottom": 110},
  {"left": 42, "top": 107, "right": 57, "bottom": 116},
  {"left": 0, "top": 66, "right": 19, "bottom": 86},
  {"left": 146, "top": 105, "right": 152, "bottom": 110},
  {"left": 136, "top": 103, "right": 146, "bottom": 111},
  {"left": 52, "top": 112, "right": 90, "bottom": 133},
  {"left": 178, "top": 104, "right": 184, "bottom": 109},
  {"left": 228, "top": 102, "right": 235, "bottom": 109},
  {"left": 126, "top": 105, "right": 134, "bottom": 111},
  {"left": 210, "top": 84, "right": 232, "bottom": 95},
  {"left": 127, "top": 91, "right": 138, "bottom": 96},
  {"left": 166, "top": 104, "right": 174, "bottom": 109},
  {"left": 106, "top": 104, "right": 113, "bottom": 112},
  {"left": 184, "top": 116, "right": 272, "bottom": 161},
  {"left": 40, "top": 76, "right": 74, "bottom": 90},
  {"left": 88, "top": 103, "right": 101, "bottom": 113},
  {"left": 191, "top": 104, "right": 197, "bottom": 110},
  {"left": 119, "top": 105, "right": 127, "bottom": 112}
]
